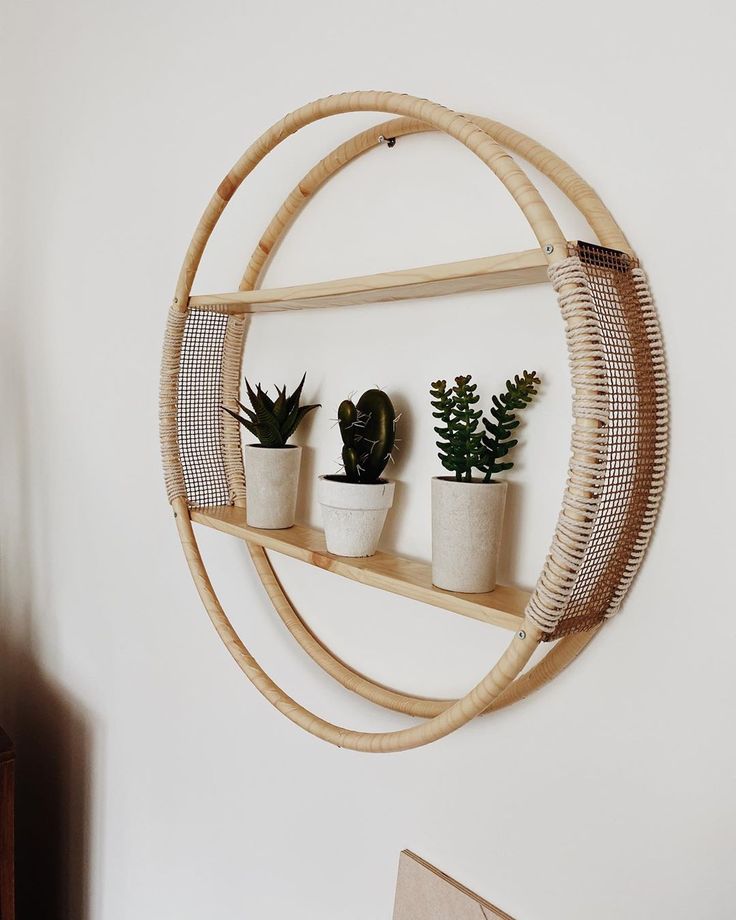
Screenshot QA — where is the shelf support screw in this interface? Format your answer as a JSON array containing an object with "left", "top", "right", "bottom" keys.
[
  {"left": 544, "top": 244, "right": 554, "bottom": 254},
  {"left": 518, "top": 629, "right": 527, "bottom": 639}
]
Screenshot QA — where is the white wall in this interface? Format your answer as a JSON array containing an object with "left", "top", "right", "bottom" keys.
[{"left": 2, "top": 2, "right": 735, "bottom": 918}]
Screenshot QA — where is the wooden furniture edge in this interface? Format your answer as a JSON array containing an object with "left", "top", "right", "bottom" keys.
[
  {"left": 397, "top": 850, "right": 517, "bottom": 920},
  {"left": 0, "top": 727, "right": 14, "bottom": 920}
]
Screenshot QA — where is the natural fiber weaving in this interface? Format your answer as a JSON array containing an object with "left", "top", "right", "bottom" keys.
[
  {"left": 161, "top": 308, "right": 246, "bottom": 508},
  {"left": 527, "top": 243, "right": 668, "bottom": 639}
]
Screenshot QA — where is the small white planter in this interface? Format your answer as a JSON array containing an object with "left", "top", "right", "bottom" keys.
[
  {"left": 243, "top": 445, "right": 302, "bottom": 529},
  {"left": 318, "top": 475, "right": 395, "bottom": 557},
  {"left": 431, "top": 477, "right": 508, "bottom": 593}
]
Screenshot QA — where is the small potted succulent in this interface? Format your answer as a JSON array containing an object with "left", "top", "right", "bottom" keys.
[
  {"left": 318, "top": 389, "right": 398, "bottom": 557},
  {"left": 430, "top": 372, "right": 540, "bottom": 593},
  {"left": 223, "top": 374, "right": 319, "bottom": 529}
]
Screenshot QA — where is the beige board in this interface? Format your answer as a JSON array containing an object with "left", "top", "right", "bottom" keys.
[
  {"left": 393, "top": 851, "right": 515, "bottom": 920},
  {"left": 187, "top": 249, "right": 549, "bottom": 313}
]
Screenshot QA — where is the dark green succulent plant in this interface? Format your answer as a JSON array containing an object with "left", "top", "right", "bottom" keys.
[
  {"left": 430, "top": 376, "right": 484, "bottom": 481},
  {"left": 478, "top": 371, "right": 540, "bottom": 481},
  {"left": 431, "top": 371, "right": 540, "bottom": 482},
  {"left": 223, "top": 373, "right": 320, "bottom": 447},
  {"left": 337, "top": 389, "right": 397, "bottom": 483}
]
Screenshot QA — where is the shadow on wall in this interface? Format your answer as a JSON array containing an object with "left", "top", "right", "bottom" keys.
[
  {"left": 0, "top": 639, "right": 92, "bottom": 920},
  {"left": 0, "top": 304, "right": 92, "bottom": 919},
  {"left": 496, "top": 481, "right": 525, "bottom": 588}
]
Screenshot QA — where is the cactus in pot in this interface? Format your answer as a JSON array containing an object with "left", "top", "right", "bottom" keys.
[
  {"left": 430, "top": 371, "right": 540, "bottom": 593},
  {"left": 337, "top": 388, "right": 396, "bottom": 483},
  {"left": 223, "top": 373, "right": 319, "bottom": 529},
  {"left": 319, "top": 389, "right": 399, "bottom": 557}
]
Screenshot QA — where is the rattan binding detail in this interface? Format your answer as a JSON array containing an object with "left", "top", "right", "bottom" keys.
[
  {"left": 160, "top": 307, "right": 246, "bottom": 508},
  {"left": 221, "top": 315, "right": 248, "bottom": 506},
  {"left": 160, "top": 305, "right": 187, "bottom": 503},
  {"left": 526, "top": 243, "right": 668, "bottom": 639}
]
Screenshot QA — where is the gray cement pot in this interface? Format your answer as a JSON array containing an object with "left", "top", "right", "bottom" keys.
[
  {"left": 431, "top": 477, "right": 508, "bottom": 593},
  {"left": 318, "top": 475, "right": 395, "bottom": 557},
  {"left": 243, "top": 445, "right": 301, "bottom": 529}
]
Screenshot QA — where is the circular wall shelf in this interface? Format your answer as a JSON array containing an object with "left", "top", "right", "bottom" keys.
[{"left": 160, "top": 92, "right": 668, "bottom": 752}]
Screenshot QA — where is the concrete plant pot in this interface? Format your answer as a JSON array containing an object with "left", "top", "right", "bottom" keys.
[
  {"left": 431, "top": 477, "right": 508, "bottom": 593},
  {"left": 318, "top": 475, "right": 395, "bottom": 557},
  {"left": 243, "top": 445, "right": 302, "bottom": 529}
]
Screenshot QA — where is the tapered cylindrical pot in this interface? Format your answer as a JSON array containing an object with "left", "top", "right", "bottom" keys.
[
  {"left": 243, "top": 445, "right": 302, "bottom": 529},
  {"left": 318, "top": 476, "right": 395, "bottom": 557},
  {"left": 431, "top": 477, "right": 508, "bottom": 593}
]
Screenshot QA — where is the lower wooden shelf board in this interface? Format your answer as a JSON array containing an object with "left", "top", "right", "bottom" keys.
[{"left": 191, "top": 505, "right": 529, "bottom": 631}]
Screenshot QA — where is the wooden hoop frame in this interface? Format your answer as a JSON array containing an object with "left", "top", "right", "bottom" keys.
[
  {"left": 167, "top": 92, "right": 645, "bottom": 751},
  {"left": 235, "top": 112, "right": 628, "bottom": 717}
]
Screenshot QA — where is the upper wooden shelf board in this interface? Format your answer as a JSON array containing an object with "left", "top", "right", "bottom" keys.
[
  {"left": 187, "top": 247, "right": 550, "bottom": 314},
  {"left": 191, "top": 505, "right": 529, "bottom": 631}
]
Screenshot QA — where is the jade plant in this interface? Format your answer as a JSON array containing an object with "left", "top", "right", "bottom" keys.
[
  {"left": 223, "top": 373, "right": 320, "bottom": 447},
  {"left": 430, "top": 371, "right": 540, "bottom": 482},
  {"left": 336, "top": 389, "right": 397, "bottom": 483}
]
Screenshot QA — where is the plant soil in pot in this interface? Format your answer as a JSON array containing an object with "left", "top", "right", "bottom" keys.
[
  {"left": 222, "top": 373, "right": 319, "bottom": 530},
  {"left": 429, "top": 372, "right": 541, "bottom": 593},
  {"left": 319, "top": 388, "right": 399, "bottom": 557}
]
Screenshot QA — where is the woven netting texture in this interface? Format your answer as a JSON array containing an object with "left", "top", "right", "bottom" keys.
[
  {"left": 528, "top": 242, "right": 668, "bottom": 640},
  {"left": 160, "top": 306, "right": 246, "bottom": 508}
]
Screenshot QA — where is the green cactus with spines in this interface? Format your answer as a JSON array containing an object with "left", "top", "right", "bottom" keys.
[
  {"left": 337, "top": 389, "right": 397, "bottom": 483},
  {"left": 222, "top": 372, "right": 319, "bottom": 447}
]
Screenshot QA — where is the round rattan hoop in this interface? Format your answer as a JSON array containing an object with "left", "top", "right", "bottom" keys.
[
  {"left": 237, "top": 113, "right": 628, "bottom": 717},
  {"left": 161, "top": 91, "right": 667, "bottom": 751}
]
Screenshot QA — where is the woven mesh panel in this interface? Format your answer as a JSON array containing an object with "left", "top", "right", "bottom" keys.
[
  {"left": 543, "top": 242, "right": 666, "bottom": 639},
  {"left": 177, "top": 308, "right": 232, "bottom": 507}
]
